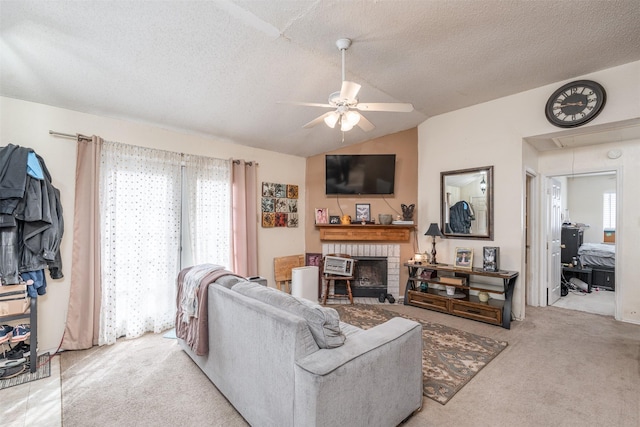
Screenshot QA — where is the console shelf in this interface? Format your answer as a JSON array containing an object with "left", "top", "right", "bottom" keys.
[{"left": 403, "top": 263, "right": 518, "bottom": 329}]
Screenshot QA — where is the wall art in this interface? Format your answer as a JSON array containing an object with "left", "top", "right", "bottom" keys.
[{"left": 262, "top": 182, "right": 299, "bottom": 227}]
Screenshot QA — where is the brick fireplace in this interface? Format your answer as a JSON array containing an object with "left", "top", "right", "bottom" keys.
[{"left": 322, "top": 243, "right": 400, "bottom": 298}]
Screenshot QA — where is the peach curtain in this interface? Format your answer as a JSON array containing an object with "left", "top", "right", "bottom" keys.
[
  {"left": 231, "top": 160, "right": 258, "bottom": 276},
  {"left": 62, "top": 136, "right": 102, "bottom": 350}
]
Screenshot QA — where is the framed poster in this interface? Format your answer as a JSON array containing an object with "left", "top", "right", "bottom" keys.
[
  {"left": 355, "top": 203, "right": 371, "bottom": 222},
  {"left": 314, "top": 208, "right": 328, "bottom": 224},
  {"left": 454, "top": 247, "right": 473, "bottom": 269},
  {"left": 483, "top": 247, "right": 499, "bottom": 272}
]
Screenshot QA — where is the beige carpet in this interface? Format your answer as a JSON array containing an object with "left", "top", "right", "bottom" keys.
[
  {"left": 60, "top": 305, "right": 640, "bottom": 427},
  {"left": 60, "top": 333, "right": 247, "bottom": 426},
  {"left": 333, "top": 304, "right": 507, "bottom": 404}
]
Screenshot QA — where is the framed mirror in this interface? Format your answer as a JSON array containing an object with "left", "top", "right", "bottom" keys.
[{"left": 441, "top": 166, "right": 493, "bottom": 240}]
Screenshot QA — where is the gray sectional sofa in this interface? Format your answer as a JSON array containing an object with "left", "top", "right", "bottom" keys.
[{"left": 178, "top": 277, "right": 423, "bottom": 427}]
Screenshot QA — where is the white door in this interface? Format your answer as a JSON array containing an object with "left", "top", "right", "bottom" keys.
[
  {"left": 547, "top": 177, "right": 562, "bottom": 305},
  {"left": 470, "top": 196, "right": 487, "bottom": 235}
]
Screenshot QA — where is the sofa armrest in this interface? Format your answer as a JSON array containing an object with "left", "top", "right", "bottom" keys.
[{"left": 294, "top": 317, "right": 423, "bottom": 427}]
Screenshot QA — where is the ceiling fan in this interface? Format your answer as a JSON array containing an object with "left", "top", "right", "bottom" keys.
[{"left": 283, "top": 38, "right": 414, "bottom": 132}]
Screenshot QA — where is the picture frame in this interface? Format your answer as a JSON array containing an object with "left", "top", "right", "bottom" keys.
[
  {"left": 314, "top": 208, "right": 329, "bottom": 224},
  {"left": 454, "top": 247, "right": 473, "bottom": 269},
  {"left": 483, "top": 246, "right": 500, "bottom": 272},
  {"left": 329, "top": 215, "right": 340, "bottom": 224},
  {"left": 305, "top": 252, "right": 322, "bottom": 268},
  {"left": 304, "top": 252, "right": 323, "bottom": 298},
  {"left": 355, "top": 203, "right": 371, "bottom": 222}
]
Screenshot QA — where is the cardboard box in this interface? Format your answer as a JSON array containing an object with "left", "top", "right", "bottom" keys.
[{"left": 0, "top": 284, "right": 29, "bottom": 316}]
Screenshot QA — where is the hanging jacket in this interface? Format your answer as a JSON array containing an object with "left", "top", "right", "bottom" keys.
[
  {"left": 0, "top": 144, "right": 29, "bottom": 211},
  {"left": 449, "top": 200, "right": 473, "bottom": 234},
  {"left": 0, "top": 145, "right": 64, "bottom": 284}
]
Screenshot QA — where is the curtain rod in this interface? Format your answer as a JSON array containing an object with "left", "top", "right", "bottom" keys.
[
  {"left": 49, "top": 130, "right": 92, "bottom": 140},
  {"left": 233, "top": 159, "right": 258, "bottom": 166}
]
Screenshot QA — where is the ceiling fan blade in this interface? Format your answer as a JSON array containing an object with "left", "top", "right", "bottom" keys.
[
  {"left": 340, "top": 81, "right": 361, "bottom": 101},
  {"left": 278, "top": 101, "right": 333, "bottom": 108},
  {"left": 357, "top": 114, "right": 375, "bottom": 132},
  {"left": 303, "top": 111, "right": 335, "bottom": 129},
  {"left": 356, "top": 102, "right": 414, "bottom": 112}
]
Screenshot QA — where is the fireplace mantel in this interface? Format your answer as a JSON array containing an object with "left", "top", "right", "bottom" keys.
[{"left": 316, "top": 224, "right": 415, "bottom": 242}]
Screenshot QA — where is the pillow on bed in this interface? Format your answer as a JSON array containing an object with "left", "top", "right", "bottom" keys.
[{"left": 232, "top": 281, "right": 345, "bottom": 349}]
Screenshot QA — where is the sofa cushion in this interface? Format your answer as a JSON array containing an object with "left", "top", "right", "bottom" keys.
[
  {"left": 232, "top": 281, "right": 346, "bottom": 349},
  {"left": 215, "top": 275, "right": 245, "bottom": 289}
]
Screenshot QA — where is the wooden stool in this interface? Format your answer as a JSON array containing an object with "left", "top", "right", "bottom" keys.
[{"left": 321, "top": 254, "right": 354, "bottom": 305}]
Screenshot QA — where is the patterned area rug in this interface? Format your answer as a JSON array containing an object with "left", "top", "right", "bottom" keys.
[{"left": 334, "top": 305, "right": 507, "bottom": 405}]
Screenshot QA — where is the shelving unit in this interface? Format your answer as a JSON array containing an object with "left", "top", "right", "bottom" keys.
[
  {"left": 1, "top": 297, "right": 38, "bottom": 373},
  {"left": 403, "top": 262, "right": 518, "bottom": 329}
]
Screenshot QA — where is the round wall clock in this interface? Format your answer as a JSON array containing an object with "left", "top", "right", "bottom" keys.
[{"left": 545, "top": 80, "right": 606, "bottom": 128}]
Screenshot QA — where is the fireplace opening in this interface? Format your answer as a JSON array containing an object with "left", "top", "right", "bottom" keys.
[{"left": 334, "top": 256, "right": 387, "bottom": 298}]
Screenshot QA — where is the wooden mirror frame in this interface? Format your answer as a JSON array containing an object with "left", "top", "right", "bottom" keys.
[{"left": 440, "top": 166, "right": 493, "bottom": 240}]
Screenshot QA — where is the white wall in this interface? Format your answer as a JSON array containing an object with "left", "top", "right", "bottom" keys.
[
  {"left": 1, "top": 97, "right": 307, "bottom": 352},
  {"left": 566, "top": 174, "right": 616, "bottom": 243},
  {"left": 418, "top": 61, "right": 640, "bottom": 324}
]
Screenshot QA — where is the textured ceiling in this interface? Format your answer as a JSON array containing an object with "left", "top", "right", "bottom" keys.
[{"left": 2, "top": 1, "right": 640, "bottom": 157}]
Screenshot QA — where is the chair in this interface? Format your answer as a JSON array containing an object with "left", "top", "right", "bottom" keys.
[
  {"left": 321, "top": 254, "right": 354, "bottom": 305},
  {"left": 273, "top": 254, "right": 305, "bottom": 293}
]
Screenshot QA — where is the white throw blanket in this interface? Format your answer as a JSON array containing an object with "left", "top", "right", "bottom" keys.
[{"left": 180, "top": 263, "right": 224, "bottom": 323}]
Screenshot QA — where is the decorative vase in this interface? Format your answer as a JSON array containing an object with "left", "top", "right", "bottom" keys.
[
  {"left": 378, "top": 214, "right": 393, "bottom": 225},
  {"left": 478, "top": 291, "right": 490, "bottom": 302}
]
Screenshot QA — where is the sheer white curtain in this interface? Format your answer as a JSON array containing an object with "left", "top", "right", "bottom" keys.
[
  {"left": 99, "top": 142, "right": 182, "bottom": 345},
  {"left": 183, "top": 155, "right": 231, "bottom": 267}
]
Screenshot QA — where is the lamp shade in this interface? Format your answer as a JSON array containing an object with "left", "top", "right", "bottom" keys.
[
  {"left": 425, "top": 223, "right": 443, "bottom": 237},
  {"left": 340, "top": 119, "right": 354, "bottom": 132},
  {"left": 323, "top": 112, "right": 340, "bottom": 128},
  {"left": 344, "top": 111, "right": 361, "bottom": 126}
]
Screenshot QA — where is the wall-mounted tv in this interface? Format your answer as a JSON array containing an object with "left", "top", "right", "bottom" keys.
[{"left": 325, "top": 154, "right": 396, "bottom": 195}]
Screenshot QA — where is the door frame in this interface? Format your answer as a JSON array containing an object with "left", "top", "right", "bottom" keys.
[
  {"left": 537, "top": 166, "right": 622, "bottom": 319},
  {"left": 524, "top": 168, "right": 541, "bottom": 308}
]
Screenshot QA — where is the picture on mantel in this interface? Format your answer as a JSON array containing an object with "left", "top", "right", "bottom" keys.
[{"left": 262, "top": 182, "right": 298, "bottom": 227}]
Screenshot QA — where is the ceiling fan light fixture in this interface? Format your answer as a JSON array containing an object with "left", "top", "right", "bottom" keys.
[
  {"left": 286, "top": 38, "right": 413, "bottom": 133},
  {"left": 344, "top": 110, "right": 361, "bottom": 126},
  {"left": 340, "top": 117, "right": 354, "bottom": 132},
  {"left": 324, "top": 112, "right": 340, "bottom": 128}
]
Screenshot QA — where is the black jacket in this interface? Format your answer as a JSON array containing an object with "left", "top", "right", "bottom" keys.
[{"left": 0, "top": 145, "right": 64, "bottom": 284}]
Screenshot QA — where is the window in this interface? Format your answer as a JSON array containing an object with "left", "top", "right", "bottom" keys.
[
  {"left": 99, "top": 142, "right": 231, "bottom": 345},
  {"left": 603, "top": 192, "right": 616, "bottom": 230}
]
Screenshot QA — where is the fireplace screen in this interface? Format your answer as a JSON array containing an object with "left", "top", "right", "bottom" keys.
[{"left": 334, "top": 256, "right": 387, "bottom": 297}]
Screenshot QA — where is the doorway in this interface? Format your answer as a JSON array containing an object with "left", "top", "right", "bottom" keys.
[{"left": 547, "top": 171, "right": 617, "bottom": 317}]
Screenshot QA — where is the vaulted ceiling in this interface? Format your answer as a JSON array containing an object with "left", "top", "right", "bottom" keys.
[{"left": 2, "top": 1, "right": 640, "bottom": 157}]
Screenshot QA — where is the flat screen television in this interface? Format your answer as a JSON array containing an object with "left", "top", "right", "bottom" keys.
[{"left": 325, "top": 154, "right": 396, "bottom": 195}]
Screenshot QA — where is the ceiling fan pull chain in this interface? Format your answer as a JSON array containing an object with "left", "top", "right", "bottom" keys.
[{"left": 341, "top": 45, "right": 346, "bottom": 82}]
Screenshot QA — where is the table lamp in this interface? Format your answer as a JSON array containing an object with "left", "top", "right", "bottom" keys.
[{"left": 425, "top": 223, "right": 443, "bottom": 264}]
